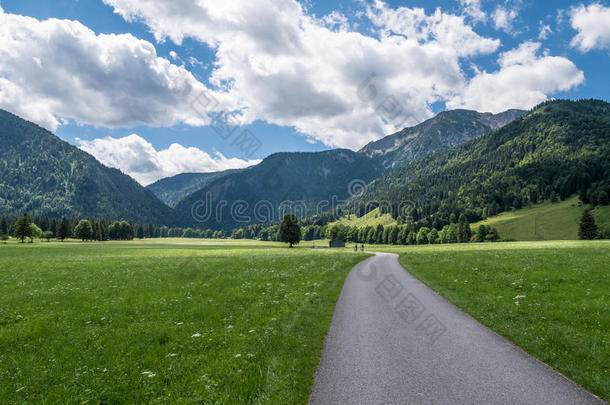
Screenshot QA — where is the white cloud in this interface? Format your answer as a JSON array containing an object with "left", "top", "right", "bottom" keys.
[
  {"left": 460, "top": 0, "right": 487, "bottom": 23},
  {"left": 570, "top": 3, "right": 610, "bottom": 52},
  {"left": 76, "top": 134, "right": 259, "bottom": 185},
  {"left": 0, "top": 1, "right": 587, "bottom": 152},
  {"left": 102, "top": 0, "right": 501, "bottom": 149},
  {"left": 538, "top": 22, "right": 552, "bottom": 40},
  {"left": 0, "top": 7, "right": 220, "bottom": 131},
  {"left": 447, "top": 42, "right": 584, "bottom": 113},
  {"left": 492, "top": 5, "right": 519, "bottom": 33}
]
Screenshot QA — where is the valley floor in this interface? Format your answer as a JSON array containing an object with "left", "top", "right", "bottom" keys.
[
  {"left": 0, "top": 239, "right": 607, "bottom": 403},
  {"left": 0, "top": 239, "right": 367, "bottom": 404}
]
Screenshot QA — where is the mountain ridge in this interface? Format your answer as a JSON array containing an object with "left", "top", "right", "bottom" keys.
[
  {"left": 147, "top": 169, "right": 246, "bottom": 207},
  {"left": 359, "top": 108, "right": 526, "bottom": 170}
]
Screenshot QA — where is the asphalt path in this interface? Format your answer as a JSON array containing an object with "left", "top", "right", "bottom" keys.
[{"left": 309, "top": 252, "right": 604, "bottom": 405}]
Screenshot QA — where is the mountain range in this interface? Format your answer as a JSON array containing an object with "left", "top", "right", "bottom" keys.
[
  {"left": 151, "top": 109, "right": 526, "bottom": 228},
  {"left": 4, "top": 101, "right": 605, "bottom": 232}
]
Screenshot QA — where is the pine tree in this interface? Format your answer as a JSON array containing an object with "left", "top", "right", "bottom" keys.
[
  {"left": 94, "top": 221, "right": 102, "bottom": 241},
  {"left": 0, "top": 217, "right": 8, "bottom": 236},
  {"left": 50, "top": 218, "right": 58, "bottom": 237},
  {"left": 136, "top": 225, "right": 145, "bottom": 239},
  {"left": 14, "top": 214, "right": 32, "bottom": 243},
  {"left": 57, "top": 218, "right": 71, "bottom": 241},
  {"left": 578, "top": 209, "right": 598, "bottom": 240}
]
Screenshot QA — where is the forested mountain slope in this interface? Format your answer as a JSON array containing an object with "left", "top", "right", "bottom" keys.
[
  {"left": 0, "top": 109, "right": 178, "bottom": 225},
  {"left": 174, "top": 149, "right": 382, "bottom": 229},
  {"left": 146, "top": 169, "right": 244, "bottom": 207},
  {"left": 349, "top": 100, "right": 610, "bottom": 230}
]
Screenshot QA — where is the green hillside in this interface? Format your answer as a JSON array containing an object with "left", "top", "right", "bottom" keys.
[
  {"left": 330, "top": 207, "right": 397, "bottom": 228},
  {"left": 350, "top": 100, "right": 610, "bottom": 233},
  {"left": 472, "top": 196, "right": 610, "bottom": 240},
  {"left": 472, "top": 196, "right": 583, "bottom": 240},
  {"left": 593, "top": 204, "right": 610, "bottom": 231},
  {"left": 0, "top": 109, "right": 178, "bottom": 225}
]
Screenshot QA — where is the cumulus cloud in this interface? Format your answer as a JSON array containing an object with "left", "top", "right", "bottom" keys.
[
  {"left": 447, "top": 42, "right": 584, "bottom": 113},
  {"left": 460, "top": 0, "right": 487, "bottom": 23},
  {"left": 0, "top": 6, "right": 220, "bottom": 131},
  {"left": 492, "top": 5, "right": 519, "bottom": 33},
  {"left": 0, "top": 1, "right": 586, "bottom": 151},
  {"left": 77, "top": 134, "right": 259, "bottom": 185},
  {"left": 102, "top": 0, "right": 502, "bottom": 149},
  {"left": 570, "top": 3, "right": 610, "bottom": 52}
]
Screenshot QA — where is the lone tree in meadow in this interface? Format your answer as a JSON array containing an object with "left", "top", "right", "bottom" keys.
[
  {"left": 578, "top": 209, "right": 598, "bottom": 240},
  {"left": 279, "top": 214, "right": 301, "bottom": 248},
  {"left": 14, "top": 214, "right": 32, "bottom": 243},
  {"left": 74, "top": 219, "right": 94, "bottom": 241}
]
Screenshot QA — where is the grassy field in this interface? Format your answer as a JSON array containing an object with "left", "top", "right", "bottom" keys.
[
  {"left": 472, "top": 196, "right": 610, "bottom": 241},
  {"left": 330, "top": 207, "right": 397, "bottom": 228},
  {"left": 0, "top": 239, "right": 369, "bottom": 404},
  {"left": 378, "top": 241, "right": 610, "bottom": 400}
]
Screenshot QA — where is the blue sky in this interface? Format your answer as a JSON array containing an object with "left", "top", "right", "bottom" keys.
[{"left": 0, "top": 0, "right": 608, "bottom": 184}]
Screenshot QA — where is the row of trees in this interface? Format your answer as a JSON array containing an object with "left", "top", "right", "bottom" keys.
[
  {"left": 232, "top": 214, "right": 500, "bottom": 245},
  {"left": 0, "top": 213, "right": 253, "bottom": 243}
]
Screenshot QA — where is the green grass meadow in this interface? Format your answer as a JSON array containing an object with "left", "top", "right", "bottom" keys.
[
  {"left": 472, "top": 196, "right": 610, "bottom": 241},
  {"left": 1, "top": 238, "right": 608, "bottom": 403},
  {"left": 378, "top": 241, "right": 610, "bottom": 400},
  {"left": 0, "top": 239, "right": 368, "bottom": 404}
]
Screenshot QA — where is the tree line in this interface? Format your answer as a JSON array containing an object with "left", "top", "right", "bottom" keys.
[
  {"left": 0, "top": 214, "right": 229, "bottom": 242},
  {"left": 231, "top": 213, "right": 501, "bottom": 244}
]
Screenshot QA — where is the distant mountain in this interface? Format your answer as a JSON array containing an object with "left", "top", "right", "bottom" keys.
[
  {"left": 147, "top": 169, "right": 244, "bottom": 207},
  {"left": 359, "top": 109, "right": 525, "bottom": 170},
  {"left": 0, "top": 109, "right": 178, "bottom": 225},
  {"left": 349, "top": 100, "right": 610, "bottom": 229},
  {"left": 174, "top": 149, "right": 382, "bottom": 230}
]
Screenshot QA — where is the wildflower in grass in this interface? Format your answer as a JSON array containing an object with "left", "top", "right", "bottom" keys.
[
  {"left": 141, "top": 371, "right": 156, "bottom": 378},
  {"left": 191, "top": 333, "right": 202, "bottom": 338},
  {"left": 234, "top": 354, "right": 241, "bottom": 358}
]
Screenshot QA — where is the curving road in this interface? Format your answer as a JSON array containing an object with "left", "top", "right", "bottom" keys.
[{"left": 309, "top": 252, "right": 604, "bottom": 405}]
